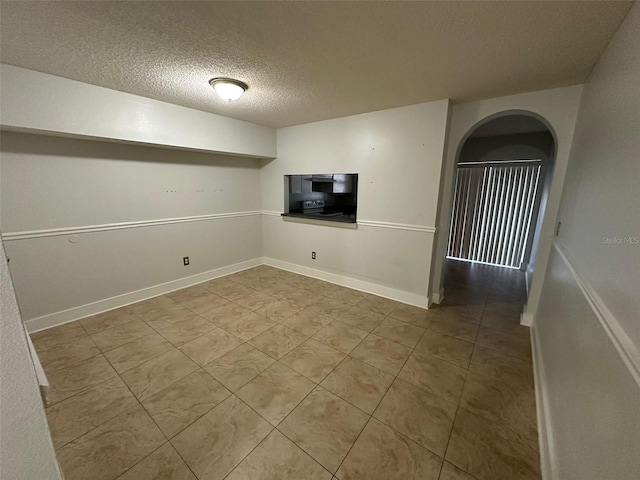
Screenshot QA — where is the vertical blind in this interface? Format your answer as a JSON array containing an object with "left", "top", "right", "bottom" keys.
[{"left": 447, "top": 162, "right": 542, "bottom": 269}]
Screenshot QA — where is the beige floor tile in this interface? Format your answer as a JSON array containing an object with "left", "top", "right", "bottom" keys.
[
  {"left": 320, "top": 357, "right": 394, "bottom": 414},
  {"left": 350, "top": 334, "right": 411, "bottom": 376},
  {"left": 38, "top": 335, "right": 100, "bottom": 375},
  {"left": 171, "top": 395, "right": 273, "bottom": 480},
  {"left": 312, "top": 321, "right": 368, "bottom": 354},
  {"left": 460, "top": 369, "right": 537, "bottom": 440},
  {"left": 415, "top": 331, "right": 474, "bottom": 368},
  {"left": 335, "top": 305, "right": 385, "bottom": 332},
  {"left": 35, "top": 263, "right": 537, "bottom": 480},
  {"left": 439, "top": 461, "right": 478, "bottom": 480},
  {"left": 104, "top": 332, "right": 174, "bottom": 373},
  {"left": 120, "top": 349, "right": 199, "bottom": 400},
  {"left": 373, "top": 378, "right": 456, "bottom": 457},
  {"left": 469, "top": 346, "right": 534, "bottom": 384},
  {"left": 476, "top": 325, "right": 532, "bottom": 360},
  {"left": 398, "top": 349, "right": 466, "bottom": 404},
  {"left": 219, "top": 311, "right": 278, "bottom": 341},
  {"left": 445, "top": 409, "right": 540, "bottom": 480},
  {"left": 57, "top": 405, "right": 165, "bottom": 480},
  {"left": 317, "top": 281, "right": 344, "bottom": 298},
  {"left": 138, "top": 303, "right": 202, "bottom": 329},
  {"left": 429, "top": 314, "right": 480, "bottom": 343},
  {"left": 178, "top": 326, "right": 243, "bottom": 366},
  {"left": 127, "top": 295, "right": 177, "bottom": 316},
  {"left": 388, "top": 303, "right": 437, "bottom": 328},
  {"left": 31, "top": 321, "right": 87, "bottom": 351},
  {"left": 201, "top": 276, "right": 240, "bottom": 294},
  {"left": 281, "top": 288, "right": 322, "bottom": 308},
  {"left": 357, "top": 294, "right": 401, "bottom": 316},
  {"left": 226, "top": 430, "right": 331, "bottom": 480},
  {"left": 435, "top": 304, "right": 483, "bottom": 324},
  {"left": 143, "top": 370, "right": 230, "bottom": 438},
  {"left": 116, "top": 443, "right": 196, "bottom": 480},
  {"left": 254, "top": 280, "right": 297, "bottom": 298},
  {"left": 331, "top": 287, "right": 367, "bottom": 305},
  {"left": 336, "top": 418, "right": 442, "bottom": 480},
  {"left": 204, "top": 343, "right": 275, "bottom": 392},
  {"left": 280, "top": 339, "right": 346, "bottom": 383},
  {"left": 80, "top": 307, "right": 140, "bottom": 334},
  {"left": 236, "top": 363, "right": 315, "bottom": 425},
  {"left": 154, "top": 315, "right": 216, "bottom": 346},
  {"left": 278, "top": 272, "right": 308, "bottom": 286},
  {"left": 47, "top": 354, "right": 117, "bottom": 405},
  {"left": 248, "top": 324, "right": 309, "bottom": 360},
  {"left": 372, "top": 317, "right": 425, "bottom": 348},
  {"left": 278, "top": 387, "right": 369, "bottom": 473},
  {"left": 179, "top": 291, "right": 231, "bottom": 316},
  {"left": 212, "top": 282, "right": 257, "bottom": 301},
  {"left": 46, "top": 376, "right": 137, "bottom": 448},
  {"left": 307, "top": 297, "right": 352, "bottom": 318},
  {"left": 90, "top": 320, "right": 156, "bottom": 351},
  {"left": 255, "top": 300, "right": 303, "bottom": 322},
  {"left": 167, "top": 285, "right": 211, "bottom": 304},
  {"left": 203, "top": 301, "right": 254, "bottom": 326},
  {"left": 281, "top": 308, "right": 335, "bottom": 336},
  {"left": 235, "top": 291, "right": 278, "bottom": 311}
]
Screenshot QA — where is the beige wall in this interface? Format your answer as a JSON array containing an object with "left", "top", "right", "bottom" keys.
[{"left": 261, "top": 100, "right": 450, "bottom": 306}]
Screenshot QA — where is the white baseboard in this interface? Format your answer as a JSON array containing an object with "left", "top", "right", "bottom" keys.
[
  {"left": 263, "top": 257, "right": 429, "bottom": 309},
  {"left": 26, "top": 256, "right": 432, "bottom": 333},
  {"left": 520, "top": 310, "right": 535, "bottom": 327},
  {"left": 25, "top": 258, "right": 263, "bottom": 333},
  {"left": 431, "top": 287, "right": 445, "bottom": 305},
  {"left": 525, "top": 264, "right": 534, "bottom": 294},
  {"left": 531, "top": 324, "right": 555, "bottom": 480}
]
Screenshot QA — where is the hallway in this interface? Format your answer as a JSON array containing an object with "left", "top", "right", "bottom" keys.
[{"left": 34, "top": 261, "right": 539, "bottom": 480}]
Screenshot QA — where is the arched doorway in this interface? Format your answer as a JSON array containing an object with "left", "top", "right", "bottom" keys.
[{"left": 445, "top": 112, "right": 557, "bottom": 295}]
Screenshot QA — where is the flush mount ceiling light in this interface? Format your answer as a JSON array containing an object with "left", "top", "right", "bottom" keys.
[{"left": 209, "top": 77, "right": 248, "bottom": 101}]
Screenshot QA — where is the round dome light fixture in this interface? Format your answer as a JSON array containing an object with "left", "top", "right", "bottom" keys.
[{"left": 209, "top": 77, "right": 248, "bottom": 101}]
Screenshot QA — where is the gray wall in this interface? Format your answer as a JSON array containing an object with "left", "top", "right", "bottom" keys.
[
  {"left": 0, "top": 132, "right": 263, "bottom": 330},
  {"left": 534, "top": 3, "right": 640, "bottom": 479}
]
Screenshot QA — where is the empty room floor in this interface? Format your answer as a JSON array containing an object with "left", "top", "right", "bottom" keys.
[{"left": 32, "top": 261, "right": 539, "bottom": 480}]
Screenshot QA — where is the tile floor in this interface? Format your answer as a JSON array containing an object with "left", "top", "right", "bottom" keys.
[{"left": 32, "top": 260, "right": 540, "bottom": 480}]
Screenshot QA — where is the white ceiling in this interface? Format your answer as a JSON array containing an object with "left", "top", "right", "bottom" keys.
[{"left": 0, "top": 1, "right": 633, "bottom": 128}]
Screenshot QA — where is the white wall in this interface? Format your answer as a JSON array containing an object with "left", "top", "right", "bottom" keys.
[
  {"left": 534, "top": 4, "right": 640, "bottom": 478},
  {"left": 261, "top": 100, "right": 450, "bottom": 306},
  {"left": 0, "top": 239, "right": 63, "bottom": 480},
  {"left": 1, "top": 132, "right": 264, "bottom": 331},
  {"left": 0, "top": 64, "right": 276, "bottom": 159},
  {"left": 431, "top": 85, "right": 583, "bottom": 319}
]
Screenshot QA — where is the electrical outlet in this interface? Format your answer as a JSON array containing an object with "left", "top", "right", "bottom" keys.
[
  {"left": 311, "top": 251, "right": 316, "bottom": 260},
  {"left": 183, "top": 256, "right": 190, "bottom": 266}
]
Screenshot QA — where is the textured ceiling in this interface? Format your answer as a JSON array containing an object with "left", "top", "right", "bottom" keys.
[{"left": 0, "top": 1, "right": 633, "bottom": 128}]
